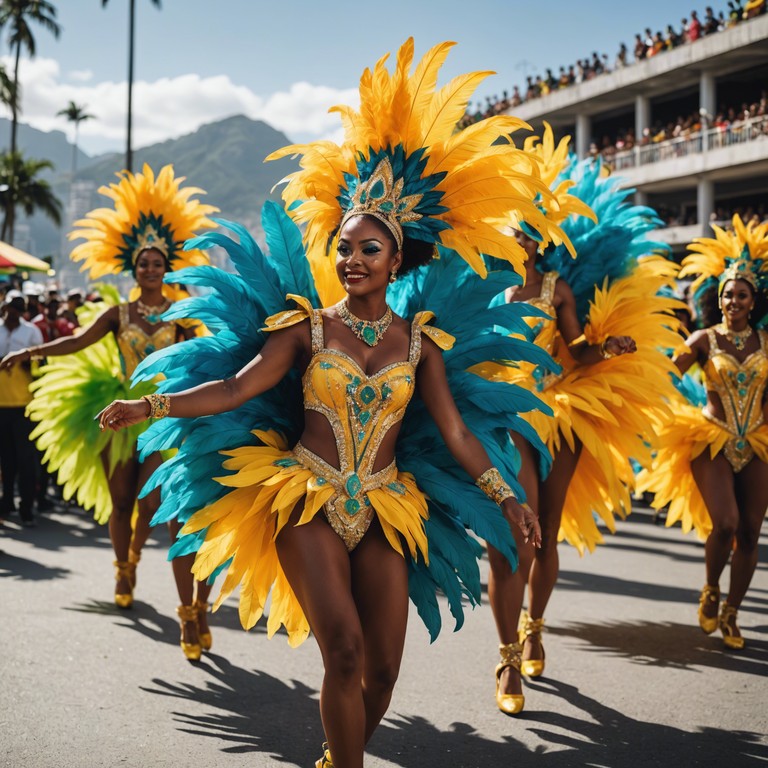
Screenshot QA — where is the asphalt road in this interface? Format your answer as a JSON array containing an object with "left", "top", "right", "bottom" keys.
[{"left": 1, "top": 502, "right": 767, "bottom": 768}]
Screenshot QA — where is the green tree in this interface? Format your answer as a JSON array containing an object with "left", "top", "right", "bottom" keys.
[
  {"left": 57, "top": 100, "right": 94, "bottom": 176},
  {"left": 0, "top": 151, "right": 62, "bottom": 242},
  {"left": 101, "top": 0, "right": 161, "bottom": 173},
  {"left": 0, "top": 0, "right": 61, "bottom": 243}
]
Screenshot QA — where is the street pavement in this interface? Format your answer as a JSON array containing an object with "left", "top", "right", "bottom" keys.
[{"left": 1, "top": 501, "right": 767, "bottom": 768}]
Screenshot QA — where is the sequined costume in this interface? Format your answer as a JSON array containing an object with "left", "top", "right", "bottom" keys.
[
  {"left": 638, "top": 329, "right": 768, "bottom": 539},
  {"left": 482, "top": 134, "right": 683, "bottom": 554},
  {"left": 25, "top": 165, "right": 216, "bottom": 523}
]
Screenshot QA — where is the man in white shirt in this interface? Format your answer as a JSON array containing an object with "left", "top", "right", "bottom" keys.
[{"left": 0, "top": 290, "right": 43, "bottom": 527}]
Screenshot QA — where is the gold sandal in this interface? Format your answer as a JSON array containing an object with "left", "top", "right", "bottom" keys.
[
  {"left": 177, "top": 604, "right": 202, "bottom": 661},
  {"left": 719, "top": 602, "right": 745, "bottom": 650},
  {"left": 113, "top": 549, "right": 141, "bottom": 609},
  {"left": 195, "top": 599, "right": 212, "bottom": 651},
  {"left": 697, "top": 584, "right": 720, "bottom": 634},
  {"left": 519, "top": 611, "right": 546, "bottom": 677},
  {"left": 495, "top": 642, "right": 525, "bottom": 715},
  {"left": 315, "top": 742, "right": 333, "bottom": 768}
]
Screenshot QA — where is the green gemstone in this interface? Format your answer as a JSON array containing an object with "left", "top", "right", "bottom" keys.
[
  {"left": 346, "top": 473, "right": 362, "bottom": 497},
  {"left": 358, "top": 411, "right": 371, "bottom": 426},
  {"left": 345, "top": 498, "right": 361, "bottom": 516},
  {"left": 362, "top": 326, "right": 377, "bottom": 345},
  {"left": 739, "top": 389, "right": 747, "bottom": 397},
  {"left": 360, "top": 385, "right": 376, "bottom": 404},
  {"left": 737, "top": 372, "right": 747, "bottom": 383},
  {"left": 274, "top": 458, "right": 300, "bottom": 467}
]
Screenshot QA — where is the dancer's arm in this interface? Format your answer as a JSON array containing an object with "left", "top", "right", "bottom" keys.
[
  {"left": 672, "top": 328, "right": 707, "bottom": 374},
  {"left": 98, "top": 322, "right": 307, "bottom": 431},
  {"left": 0, "top": 305, "right": 118, "bottom": 370},
  {"left": 556, "top": 279, "right": 636, "bottom": 363},
  {"left": 417, "top": 337, "right": 541, "bottom": 546}
]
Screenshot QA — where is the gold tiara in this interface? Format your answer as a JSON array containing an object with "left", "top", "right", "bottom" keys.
[{"left": 132, "top": 224, "right": 170, "bottom": 264}]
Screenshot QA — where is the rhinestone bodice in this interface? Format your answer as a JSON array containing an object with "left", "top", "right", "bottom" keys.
[
  {"left": 510, "top": 270, "right": 562, "bottom": 391},
  {"left": 116, "top": 303, "right": 175, "bottom": 377},
  {"left": 263, "top": 294, "right": 453, "bottom": 548},
  {"left": 703, "top": 327, "right": 768, "bottom": 434}
]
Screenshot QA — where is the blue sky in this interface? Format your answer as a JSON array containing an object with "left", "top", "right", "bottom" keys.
[{"left": 5, "top": 0, "right": 718, "bottom": 155}]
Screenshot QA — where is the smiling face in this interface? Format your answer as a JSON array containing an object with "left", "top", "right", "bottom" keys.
[
  {"left": 720, "top": 278, "right": 755, "bottom": 326},
  {"left": 335, "top": 215, "right": 402, "bottom": 298},
  {"left": 134, "top": 248, "right": 169, "bottom": 290}
]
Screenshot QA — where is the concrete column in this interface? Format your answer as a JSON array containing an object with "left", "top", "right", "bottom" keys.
[
  {"left": 635, "top": 191, "right": 648, "bottom": 207},
  {"left": 575, "top": 113, "right": 592, "bottom": 159},
  {"left": 635, "top": 94, "right": 650, "bottom": 142},
  {"left": 700, "top": 71, "right": 716, "bottom": 150},
  {"left": 697, "top": 177, "right": 714, "bottom": 235}
]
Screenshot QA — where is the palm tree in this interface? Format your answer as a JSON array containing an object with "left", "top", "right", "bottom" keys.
[
  {"left": 101, "top": 0, "right": 161, "bottom": 173},
  {"left": 0, "top": 151, "right": 62, "bottom": 241},
  {"left": 57, "top": 100, "right": 94, "bottom": 176},
  {"left": 0, "top": 0, "right": 60, "bottom": 243},
  {"left": 0, "top": 63, "right": 18, "bottom": 115}
]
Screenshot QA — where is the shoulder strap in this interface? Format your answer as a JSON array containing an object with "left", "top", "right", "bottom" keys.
[
  {"left": 408, "top": 321, "right": 422, "bottom": 364},
  {"left": 411, "top": 311, "right": 456, "bottom": 361},
  {"left": 310, "top": 309, "right": 325, "bottom": 355},
  {"left": 540, "top": 271, "right": 559, "bottom": 304},
  {"left": 758, "top": 329, "right": 768, "bottom": 355},
  {"left": 706, "top": 327, "right": 720, "bottom": 355},
  {"left": 118, "top": 303, "right": 129, "bottom": 329}
]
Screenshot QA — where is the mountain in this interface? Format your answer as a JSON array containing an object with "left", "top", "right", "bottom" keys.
[{"left": 4, "top": 114, "right": 300, "bottom": 285}]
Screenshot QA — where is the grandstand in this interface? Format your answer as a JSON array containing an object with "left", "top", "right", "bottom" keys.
[{"left": 508, "top": 14, "right": 768, "bottom": 254}]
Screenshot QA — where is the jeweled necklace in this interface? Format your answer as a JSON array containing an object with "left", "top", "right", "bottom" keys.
[
  {"left": 717, "top": 322, "right": 753, "bottom": 351},
  {"left": 337, "top": 299, "right": 393, "bottom": 347},
  {"left": 137, "top": 298, "right": 170, "bottom": 325}
]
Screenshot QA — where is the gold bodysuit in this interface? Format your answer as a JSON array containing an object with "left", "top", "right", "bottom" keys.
[
  {"left": 180, "top": 295, "right": 454, "bottom": 641},
  {"left": 116, "top": 303, "right": 176, "bottom": 377},
  {"left": 702, "top": 327, "right": 768, "bottom": 471},
  {"left": 511, "top": 270, "right": 563, "bottom": 392},
  {"left": 290, "top": 301, "right": 424, "bottom": 549}
]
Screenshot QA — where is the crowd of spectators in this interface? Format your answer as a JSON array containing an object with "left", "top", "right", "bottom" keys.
[
  {"left": 593, "top": 94, "right": 768, "bottom": 166},
  {"left": 459, "top": 1, "right": 766, "bottom": 128},
  {"left": 655, "top": 202, "right": 767, "bottom": 227}
]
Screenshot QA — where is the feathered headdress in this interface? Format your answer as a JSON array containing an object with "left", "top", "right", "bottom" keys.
[
  {"left": 680, "top": 215, "right": 768, "bottom": 297},
  {"left": 508, "top": 123, "right": 596, "bottom": 256},
  {"left": 267, "top": 38, "right": 572, "bottom": 278},
  {"left": 68, "top": 164, "right": 218, "bottom": 279}
]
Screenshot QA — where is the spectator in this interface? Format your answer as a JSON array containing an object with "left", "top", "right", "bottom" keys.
[
  {"left": 634, "top": 33, "right": 647, "bottom": 61},
  {"left": 704, "top": 6, "right": 719, "bottom": 32},
  {"left": 0, "top": 290, "right": 43, "bottom": 527},
  {"left": 616, "top": 42, "right": 629, "bottom": 68},
  {"left": 61, "top": 288, "right": 83, "bottom": 327},
  {"left": 689, "top": 10, "right": 702, "bottom": 41},
  {"left": 33, "top": 298, "right": 75, "bottom": 343}
]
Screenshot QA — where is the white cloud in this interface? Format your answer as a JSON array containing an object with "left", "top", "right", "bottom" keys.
[
  {"left": 67, "top": 69, "right": 93, "bottom": 83},
  {"left": 0, "top": 56, "right": 359, "bottom": 155}
]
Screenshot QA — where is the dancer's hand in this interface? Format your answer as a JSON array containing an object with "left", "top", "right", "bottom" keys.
[
  {"left": 501, "top": 497, "right": 542, "bottom": 548},
  {"left": 97, "top": 399, "right": 150, "bottom": 431},
  {"left": 0, "top": 349, "right": 31, "bottom": 371},
  {"left": 604, "top": 335, "right": 636, "bottom": 357}
]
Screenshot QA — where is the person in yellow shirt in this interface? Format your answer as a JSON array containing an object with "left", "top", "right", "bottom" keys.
[{"left": 0, "top": 290, "right": 44, "bottom": 527}]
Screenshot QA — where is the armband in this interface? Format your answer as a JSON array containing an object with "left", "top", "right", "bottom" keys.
[
  {"left": 475, "top": 467, "right": 515, "bottom": 505},
  {"left": 141, "top": 393, "right": 171, "bottom": 419}
]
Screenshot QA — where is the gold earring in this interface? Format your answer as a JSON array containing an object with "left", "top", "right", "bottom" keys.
[{"left": 389, "top": 270, "right": 397, "bottom": 283}]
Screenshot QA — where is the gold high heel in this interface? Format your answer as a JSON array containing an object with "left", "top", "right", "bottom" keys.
[
  {"left": 177, "top": 604, "right": 202, "bottom": 661},
  {"left": 315, "top": 742, "right": 333, "bottom": 768},
  {"left": 719, "top": 602, "right": 745, "bottom": 650},
  {"left": 519, "top": 611, "right": 546, "bottom": 678},
  {"left": 495, "top": 642, "right": 525, "bottom": 715},
  {"left": 195, "top": 599, "right": 212, "bottom": 651},
  {"left": 698, "top": 584, "right": 720, "bottom": 634},
  {"left": 113, "top": 548, "right": 141, "bottom": 609}
]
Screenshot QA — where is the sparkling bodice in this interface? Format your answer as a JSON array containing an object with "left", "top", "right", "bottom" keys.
[
  {"left": 702, "top": 327, "right": 768, "bottom": 470},
  {"left": 263, "top": 294, "right": 454, "bottom": 547},
  {"left": 510, "top": 270, "right": 561, "bottom": 391},
  {"left": 116, "top": 303, "right": 176, "bottom": 377}
]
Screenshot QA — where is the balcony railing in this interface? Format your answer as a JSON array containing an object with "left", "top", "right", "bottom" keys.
[{"left": 609, "top": 115, "right": 768, "bottom": 170}]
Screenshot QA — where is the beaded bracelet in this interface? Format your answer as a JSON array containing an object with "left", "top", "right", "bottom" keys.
[
  {"left": 141, "top": 393, "right": 171, "bottom": 419},
  {"left": 475, "top": 467, "right": 515, "bottom": 505}
]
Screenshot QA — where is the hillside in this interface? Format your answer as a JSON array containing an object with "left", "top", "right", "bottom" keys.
[{"left": 4, "top": 114, "right": 299, "bottom": 274}]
